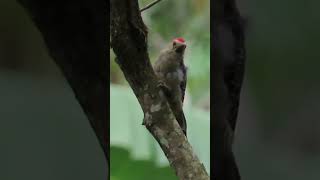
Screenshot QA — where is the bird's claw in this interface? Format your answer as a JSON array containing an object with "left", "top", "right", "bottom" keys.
[
  {"left": 157, "top": 81, "right": 168, "bottom": 90},
  {"left": 157, "top": 81, "right": 171, "bottom": 98},
  {"left": 157, "top": 81, "right": 164, "bottom": 88}
]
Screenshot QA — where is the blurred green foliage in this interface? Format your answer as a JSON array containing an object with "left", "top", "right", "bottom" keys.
[
  {"left": 110, "top": 147, "right": 176, "bottom": 180},
  {"left": 111, "top": 0, "right": 210, "bottom": 104},
  {"left": 110, "top": 84, "right": 210, "bottom": 179},
  {"left": 234, "top": 1, "right": 320, "bottom": 180}
]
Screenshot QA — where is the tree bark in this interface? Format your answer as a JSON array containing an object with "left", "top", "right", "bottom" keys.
[{"left": 110, "top": 0, "right": 209, "bottom": 179}]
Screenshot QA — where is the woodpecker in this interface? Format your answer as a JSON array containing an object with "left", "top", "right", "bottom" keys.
[{"left": 153, "top": 37, "right": 188, "bottom": 136}]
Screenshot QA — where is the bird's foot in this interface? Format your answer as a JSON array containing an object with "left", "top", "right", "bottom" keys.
[{"left": 157, "top": 81, "right": 171, "bottom": 97}]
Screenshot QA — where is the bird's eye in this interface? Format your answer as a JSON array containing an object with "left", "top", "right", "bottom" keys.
[{"left": 173, "top": 42, "right": 176, "bottom": 46}]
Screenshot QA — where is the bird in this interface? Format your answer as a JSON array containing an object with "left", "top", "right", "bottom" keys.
[{"left": 153, "top": 37, "right": 188, "bottom": 136}]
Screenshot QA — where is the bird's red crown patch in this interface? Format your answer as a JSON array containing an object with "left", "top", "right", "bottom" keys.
[{"left": 174, "top": 37, "right": 185, "bottom": 43}]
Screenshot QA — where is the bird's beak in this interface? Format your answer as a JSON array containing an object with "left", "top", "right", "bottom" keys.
[{"left": 176, "top": 43, "right": 186, "bottom": 53}]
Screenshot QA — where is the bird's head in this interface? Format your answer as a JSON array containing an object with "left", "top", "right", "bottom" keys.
[{"left": 172, "top": 37, "right": 186, "bottom": 54}]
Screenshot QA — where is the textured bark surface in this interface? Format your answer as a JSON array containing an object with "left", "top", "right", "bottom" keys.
[
  {"left": 111, "top": 0, "right": 209, "bottom": 179},
  {"left": 213, "top": 0, "right": 246, "bottom": 179},
  {"left": 16, "top": 0, "right": 109, "bottom": 166}
]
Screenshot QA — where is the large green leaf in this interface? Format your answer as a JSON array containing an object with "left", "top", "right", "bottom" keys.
[{"left": 110, "top": 147, "right": 177, "bottom": 180}]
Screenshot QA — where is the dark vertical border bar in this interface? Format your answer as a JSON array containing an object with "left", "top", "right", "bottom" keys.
[
  {"left": 106, "top": 0, "right": 111, "bottom": 179},
  {"left": 16, "top": 0, "right": 110, "bottom": 178},
  {"left": 212, "top": 0, "right": 246, "bottom": 179}
]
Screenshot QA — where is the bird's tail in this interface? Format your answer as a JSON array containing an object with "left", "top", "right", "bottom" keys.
[{"left": 177, "top": 111, "right": 187, "bottom": 137}]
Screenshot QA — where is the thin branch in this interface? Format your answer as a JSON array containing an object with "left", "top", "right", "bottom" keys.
[{"left": 140, "top": 0, "right": 163, "bottom": 12}]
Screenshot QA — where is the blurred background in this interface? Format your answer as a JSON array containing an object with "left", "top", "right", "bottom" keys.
[
  {"left": 235, "top": 0, "right": 320, "bottom": 179},
  {"left": 1, "top": 0, "right": 320, "bottom": 179},
  {"left": 0, "top": 1, "right": 107, "bottom": 179},
  {"left": 110, "top": 0, "right": 210, "bottom": 179}
]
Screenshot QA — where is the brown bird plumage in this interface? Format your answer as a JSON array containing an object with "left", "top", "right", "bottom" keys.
[{"left": 153, "top": 38, "right": 188, "bottom": 136}]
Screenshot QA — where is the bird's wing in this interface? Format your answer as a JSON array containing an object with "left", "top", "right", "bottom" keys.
[
  {"left": 180, "top": 64, "right": 187, "bottom": 103},
  {"left": 153, "top": 51, "right": 168, "bottom": 73}
]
